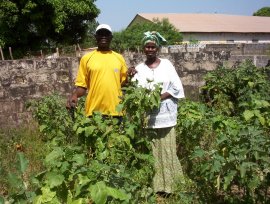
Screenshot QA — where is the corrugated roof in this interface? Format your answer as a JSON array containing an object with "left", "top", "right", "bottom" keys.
[{"left": 136, "top": 13, "right": 270, "bottom": 33}]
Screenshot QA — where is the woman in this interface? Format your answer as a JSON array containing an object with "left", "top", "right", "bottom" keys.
[{"left": 131, "top": 31, "right": 185, "bottom": 196}]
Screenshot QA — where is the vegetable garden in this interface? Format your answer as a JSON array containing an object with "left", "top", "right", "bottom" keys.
[{"left": 0, "top": 60, "right": 269, "bottom": 204}]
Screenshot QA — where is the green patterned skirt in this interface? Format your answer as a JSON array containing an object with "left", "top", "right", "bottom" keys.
[{"left": 148, "top": 127, "right": 184, "bottom": 194}]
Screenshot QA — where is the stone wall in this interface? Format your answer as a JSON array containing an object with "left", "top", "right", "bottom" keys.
[
  {"left": 0, "top": 58, "right": 79, "bottom": 127},
  {"left": 0, "top": 43, "right": 269, "bottom": 127},
  {"left": 125, "top": 43, "right": 270, "bottom": 100}
]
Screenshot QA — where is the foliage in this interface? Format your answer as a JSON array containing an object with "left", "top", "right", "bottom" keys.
[
  {"left": 118, "top": 80, "right": 162, "bottom": 137},
  {"left": 0, "top": 0, "right": 100, "bottom": 58},
  {"left": 200, "top": 60, "right": 270, "bottom": 121},
  {"left": 2, "top": 60, "right": 270, "bottom": 203},
  {"left": 253, "top": 7, "right": 270, "bottom": 17},
  {"left": 177, "top": 60, "right": 270, "bottom": 203},
  {"left": 2, "top": 83, "right": 164, "bottom": 203},
  {"left": 26, "top": 93, "right": 77, "bottom": 143},
  {"left": 176, "top": 99, "right": 213, "bottom": 170},
  {"left": 31, "top": 113, "right": 155, "bottom": 203},
  {"left": 111, "top": 18, "right": 182, "bottom": 52}
]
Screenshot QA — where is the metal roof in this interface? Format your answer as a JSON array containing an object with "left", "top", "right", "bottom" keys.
[{"left": 131, "top": 13, "right": 270, "bottom": 33}]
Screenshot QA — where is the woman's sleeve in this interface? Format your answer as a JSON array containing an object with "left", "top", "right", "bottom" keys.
[{"left": 165, "top": 60, "right": 185, "bottom": 99}]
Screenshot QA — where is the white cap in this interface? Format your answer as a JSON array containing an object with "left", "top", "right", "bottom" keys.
[{"left": 95, "top": 24, "right": 112, "bottom": 34}]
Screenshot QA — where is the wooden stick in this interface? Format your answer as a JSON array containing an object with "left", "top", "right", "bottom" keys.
[
  {"left": 74, "top": 45, "right": 77, "bottom": 56},
  {"left": 0, "top": 46, "right": 4, "bottom": 60},
  {"left": 77, "top": 43, "right": 81, "bottom": 51},
  {"left": 56, "top": 47, "right": 59, "bottom": 57},
  {"left": 9, "top": 47, "right": 13, "bottom": 60}
]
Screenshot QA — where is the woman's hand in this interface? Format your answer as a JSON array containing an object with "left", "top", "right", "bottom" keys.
[
  {"left": 127, "top": 66, "right": 137, "bottom": 77},
  {"left": 161, "top": 92, "right": 172, "bottom": 100}
]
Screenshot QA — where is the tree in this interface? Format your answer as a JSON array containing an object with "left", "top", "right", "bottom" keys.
[
  {"left": 0, "top": 0, "right": 100, "bottom": 58},
  {"left": 111, "top": 18, "right": 183, "bottom": 52},
  {"left": 253, "top": 7, "right": 270, "bottom": 17}
]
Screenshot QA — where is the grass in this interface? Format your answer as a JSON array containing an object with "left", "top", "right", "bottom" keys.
[{"left": 0, "top": 121, "right": 48, "bottom": 197}]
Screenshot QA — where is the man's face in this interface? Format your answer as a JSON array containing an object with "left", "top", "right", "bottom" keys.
[{"left": 95, "top": 29, "right": 112, "bottom": 49}]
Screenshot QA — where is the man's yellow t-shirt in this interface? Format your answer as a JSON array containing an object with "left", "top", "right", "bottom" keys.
[{"left": 75, "top": 50, "right": 127, "bottom": 116}]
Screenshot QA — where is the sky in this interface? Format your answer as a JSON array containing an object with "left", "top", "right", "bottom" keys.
[{"left": 95, "top": 0, "right": 270, "bottom": 32}]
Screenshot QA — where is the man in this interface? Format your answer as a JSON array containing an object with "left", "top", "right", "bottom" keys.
[{"left": 66, "top": 24, "right": 127, "bottom": 117}]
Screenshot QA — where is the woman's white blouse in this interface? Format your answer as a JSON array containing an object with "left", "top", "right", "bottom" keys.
[{"left": 133, "top": 58, "right": 185, "bottom": 128}]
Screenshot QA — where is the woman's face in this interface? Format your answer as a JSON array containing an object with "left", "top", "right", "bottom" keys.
[{"left": 144, "top": 42, "right": 158, "bottom": 58}]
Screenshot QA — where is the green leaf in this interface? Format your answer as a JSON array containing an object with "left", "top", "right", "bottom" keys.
[
  {"left": 254, "top": 99, "right": 270, "bottom": 108},
  {"left": 45, "top": 147, "right": 64, "bottom": 165},
  {"left": 107, "top": 187, "right": 130, "bottom": 201},
  {"left": 212, "top": 160, "right": 222, "bottom": 173},
  {"left": 0, "top": 196, "right": 4, "bottom": 204},
  {"left": 89, "top": 181, "right": 107, "bottom": 204},
  {"left": 126, "top": 125, "right": 135, "bottom": 138},
  {"left": 223, "top": 170, "right": 237, "bottom": 190},
  {"left": 191, "top": 148, "right": 205, "bottom": 158},
  {"left": 88, "top": 181, "right": 130, "bottom": 203},
  {"left": 254, "top": 111, "right": 266, "bottom": 125},
  {"left": 8, "top": 172, "right": 22, "bottom": 188},
  {"left": 76, "top": 127, "right": 84, "bottom": 134},
  {"left": 71, "top": 154, "right": 86, "bottom": 166},
  {"left": 74, "top": 174, "right": 91, "bottom": 197},
  {"left": 38, "top": 187, "right": 56, "bottom": 203},
  {"left": 116, "top": 104, "right": 123, "bottom": 112},
  {"left": 46, "top": 172, "right": 65, "bottom": 188},
  {"left": 17, "top": 152, "right": 29, "bottom": 174},
  {"left": 248, "top": 175, "right": 260, "bottom": 190},
  {"left": 85, "top": 126, "right": 96, "bottom": 137},
  {"left": 239, "top": 162, "right": 255, "bottom": 178},
  {"left": 243, "top": 110, "right": 254, "bottom": 121},
  {"left": 60, "top": 161, "right": 70, "bottom": 172},
  {"left": 68, "top": 199, "right": 83, "bottom": 204},
  {"left": 39, "top": 124, "right": 47, "bottom": 132},
  {"left": 248, "top": 81, "right": 254, "bottom": 88}
]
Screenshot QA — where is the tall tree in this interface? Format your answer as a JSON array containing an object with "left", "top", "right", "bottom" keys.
[
  {"left": 111, "top": 18, "right": 183, "bottom": 52},
  {"left": 253, "top": 7, "right": 270, "bottom": 17},
  {"left": 0, "top": 0, "right": 100, "bottom": 58}
]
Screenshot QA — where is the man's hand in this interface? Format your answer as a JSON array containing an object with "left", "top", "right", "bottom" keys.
[
  {"left": 66, "top": 86, "right": 87, "bottom": 109},
  {"left": 66, "top": 95, "right": 78, "bottom": 109}
]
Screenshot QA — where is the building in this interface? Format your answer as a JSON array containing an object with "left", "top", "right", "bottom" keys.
[{"left": 127, "top": 13, "right": 270, "bottom": 44}]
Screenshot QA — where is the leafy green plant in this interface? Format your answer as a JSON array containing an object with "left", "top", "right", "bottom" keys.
[
  {"left": 176, "top": 99, "right": 212, "bottom": 170},
  {"left": 4, "top": 82, "right": 163, "bottom": 203},
  {"left": 3, "top": 60, "right": 270, "bottom": 203},
  {"left": 118, "top": 80, "right": 161, "bottom": 137},
  {"left": 191, "top": 114, "right": 270, "bottom": 203},
  {"left": 3, "top": 152, "right": 36, "bottom": 203},
  {"left": 183, "top": 60, "right": 270, "bottom": 203},
  {"left": 200, "top": 60, "right": 270, "bottom": 118},
  {"left": 26, "top": 93, "right": 76, "bottom": 143}
]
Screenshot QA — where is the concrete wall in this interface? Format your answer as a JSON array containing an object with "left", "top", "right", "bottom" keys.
[{"left": 0, "top": 43, "right": 270, "bottom": 127}]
